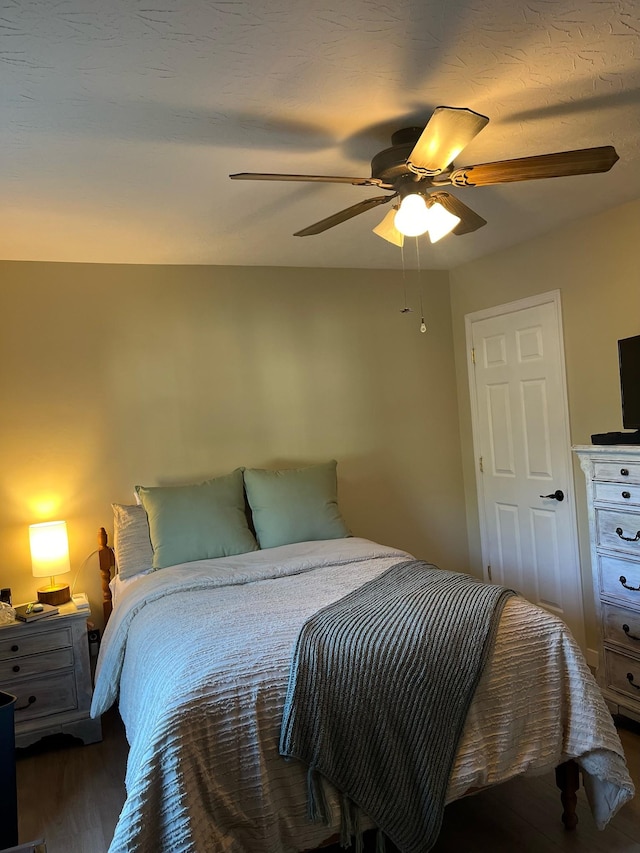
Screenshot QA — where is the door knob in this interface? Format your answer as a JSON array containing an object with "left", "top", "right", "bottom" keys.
[{"left": 540, "top": 489, "right": 564, "bottom": 502}]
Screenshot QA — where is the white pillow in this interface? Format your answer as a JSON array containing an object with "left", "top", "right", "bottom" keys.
[{"left": 112, "top": 503, "right": 154, "bottom": 580}]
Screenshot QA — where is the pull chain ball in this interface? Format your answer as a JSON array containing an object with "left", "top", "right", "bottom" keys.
[{"left": 420, "top": 318, "right": 427, "bottom": 333}]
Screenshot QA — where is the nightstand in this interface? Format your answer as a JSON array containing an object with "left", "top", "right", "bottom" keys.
[{"left": 0, "top": 603, "right": 102, "bottom": 747}]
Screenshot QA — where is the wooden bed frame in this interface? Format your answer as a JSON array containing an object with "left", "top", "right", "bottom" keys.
[
  {"left": 98, "top": 526, "right": 115, "bottom": 624},
  {"left": 95, "top": 526, "right": 581, "bottom": 838}
]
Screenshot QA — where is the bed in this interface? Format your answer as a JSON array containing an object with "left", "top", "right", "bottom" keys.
[{"left": 90, "top": 463, "right": 635, "bottom": 853}]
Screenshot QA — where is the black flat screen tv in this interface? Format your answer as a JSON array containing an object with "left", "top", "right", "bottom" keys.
[{"left": 618, "top": 334, "right": 640, "bottom": 430}]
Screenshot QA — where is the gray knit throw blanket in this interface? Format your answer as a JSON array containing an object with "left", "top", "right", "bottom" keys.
[{"left": 279, "top": 560, "right": 515, "bottom": 853}]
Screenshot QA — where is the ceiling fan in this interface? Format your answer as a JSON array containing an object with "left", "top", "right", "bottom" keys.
[{"left": 229, "top": 106, "right": 619, "bottom": 246}]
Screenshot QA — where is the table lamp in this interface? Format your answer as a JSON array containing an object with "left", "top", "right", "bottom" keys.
[{"left": 29, "top": 520, "right": 71, "bottom": 605}]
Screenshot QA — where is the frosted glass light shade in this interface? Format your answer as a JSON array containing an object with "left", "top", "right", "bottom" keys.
[
  {"left": 373, "top": 208, "right": 404, "bottom": 247},
  {"left": 394, "top": 194, "right": 431, "bottom": 237},
  {"left": 29, "top": 520, "right": 71, "bottom": 579},
  {"left": 426, "top": 201, "right": 461, "bottom": 243}
]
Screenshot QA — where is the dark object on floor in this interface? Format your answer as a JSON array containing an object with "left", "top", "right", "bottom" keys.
[{"left": 0, "top": 690, "right": 18, "bottom": 849}]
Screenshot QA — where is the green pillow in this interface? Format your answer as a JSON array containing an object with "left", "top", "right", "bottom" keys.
[
  {"left": 135, "top": 469, "right": 258, "bottom": 569},
  {"left": 243, "top": 460, "right": 350, "bottom": 549}
]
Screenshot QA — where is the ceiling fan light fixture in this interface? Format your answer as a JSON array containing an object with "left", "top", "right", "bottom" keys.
[
  {"left": 394, "top": 194, "right": 431, "bottom": 237},
  {"left": 425, "top": 199, "right": 461, "bottom": 243},
  {"left": 373, "top": 207, "right": 404, "bottom": 247}
]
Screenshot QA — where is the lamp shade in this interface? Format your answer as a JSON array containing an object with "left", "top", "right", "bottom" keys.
[{"left": 29, "top": 521, "right": 70, "bottom": 579}]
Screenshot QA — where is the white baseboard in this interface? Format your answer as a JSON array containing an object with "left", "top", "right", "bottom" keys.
[{"left": 586, "top": 647, "right": 599, "bottom": 670}]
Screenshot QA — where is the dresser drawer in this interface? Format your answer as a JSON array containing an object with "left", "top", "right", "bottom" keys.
[
  {"left": 594, "top": 481, "right": 640, "bottom": 506},
  {"left": 0, "top": 626, "right": 72, "bottom": 660},
  {"left": 596, "top": 508, "right": 640, "bottom": 555},
  {"left": 604, "top": 647, "right": 640, "bottom": 702},
  {"left": 8, "top": 670, "right": 78, "bottom": 722},
  {"left": 602, "top": 603, "right": 640, "bottom": 652},
  {"left": 594, "top": 461, "right": 640, "bottom": 483},
  {"left": 599, "top": 554, "right": 640, "bottom": 606},
  {"left": 0, "top": 647, "right": 74, "bottom": 681}
]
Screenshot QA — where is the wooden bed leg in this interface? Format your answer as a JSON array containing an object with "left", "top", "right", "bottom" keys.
[{"left": 555, "top": 759, "right": 579, "bottom": 830}]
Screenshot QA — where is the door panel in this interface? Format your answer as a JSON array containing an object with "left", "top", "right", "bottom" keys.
[
  {"left": 494, "top": 503, "right": 523, "bottom": 590},
  {"left": 487, "top": 383, "right": 515, "bottom": 475},
  {"left": 530, "top": 507, "right": 562, "bottom": 614},
  {"left": 521, "top": 379, "right": 552, "bottom": 478}
]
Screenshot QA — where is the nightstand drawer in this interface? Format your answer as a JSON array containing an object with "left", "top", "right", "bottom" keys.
[
  {"left": 0, "top": 647, "right": 74, "bottom": 681},
  {"left": 0, "top": 626, "right": 72, "bottom": 660},
  {"left": 604, "top": 648, "right": 640, "bottom": 701},
  {"left": 8, "top": 671, "right": 77, "bottom": 722},
  {"left": 599, "top": 554, "right": 640, "bottom": 605},
  {"left": 594, "top": 481, "right": 640, "bottom": 506},
  {"left": 594, "top": 461, "right": 640, "bottom": 483},
  {"left": 602, "top": 603, "right": 640, "bottom": 652},
  {"left": 597, "top": 509, "right": 640, "bottom": 555}
]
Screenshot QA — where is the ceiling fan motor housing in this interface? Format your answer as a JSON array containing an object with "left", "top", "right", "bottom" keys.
[
  {"left": 370, "top": 130, "right": 423, "bottom": 188},
  {"left": 370, "top": 128, "right": 450, "bottom": 191}
]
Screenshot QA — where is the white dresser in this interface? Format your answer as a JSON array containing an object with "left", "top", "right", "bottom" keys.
[{"left": 575, "top": 445, "right": 640, "bottom": 722}]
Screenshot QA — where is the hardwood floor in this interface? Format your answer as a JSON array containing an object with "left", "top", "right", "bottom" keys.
[
  {"left": 14, "top": 711, "right": 640, "bottom": 853},
  {"left": 15, "top": 709, "right": 127, "bottom": 853}
]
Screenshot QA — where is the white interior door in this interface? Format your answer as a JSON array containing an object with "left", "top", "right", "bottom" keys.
[{"left": 466, "top": 291, "right": 586, "bottom": 649}]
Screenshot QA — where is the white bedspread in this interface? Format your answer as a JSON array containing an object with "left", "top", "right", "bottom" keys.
[{"left": 91, "top": 538, "right": 634, "bottom": 853}]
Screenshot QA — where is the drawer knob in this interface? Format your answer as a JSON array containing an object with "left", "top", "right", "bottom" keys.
[
  {"left": 621, "top": 468, "right": 630, "bottom": 476},
  {"left": 622, "top": 491, "right": 632, "bottom": 499},
  {"left": 623, "top": 624, "right": 640, "bottom": 642},
  {"left": 619, "top": 575, "right": 640, "bottom": 592},
  {"left": 12, "top": 665, "right": 20, "bottom": 673},
  {"left": 627, "top": 673, "right": 640, "bottom": 691},
  {"left": 10, "top": 644, "right": 18, "bottom": 653},
  {"left": 14, "top": 695, "right": 36, "bottom": 712},
  {"left": 615, "top": 526, "right": 640, "bottom": 543}
]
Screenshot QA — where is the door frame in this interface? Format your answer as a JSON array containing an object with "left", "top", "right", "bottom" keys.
[{"left": 464, "top": 289, "right": 587, "bottom": 651}]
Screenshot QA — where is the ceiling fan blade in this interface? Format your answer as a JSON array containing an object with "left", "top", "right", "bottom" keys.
[
  {"left": 429, "top": 191, "right": 487, "bottom": 235},
  {"left": 294, "top": 194, "right": 396, "bottom": 237},
  {"left": 449, "top": 145, "right": 619, "bottom": 187},
  {"left": 407, "top": 107, "right": 489, "bottom": 176},
  {"left": 229, "top": 172, "right": 382, "bottom": 186},
  {"left": 372, "top": 207, "right": 404, "bottom": 247}
]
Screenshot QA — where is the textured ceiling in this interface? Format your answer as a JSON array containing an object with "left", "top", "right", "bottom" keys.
[{"left": 2, "top": 0, "right": 639, "bottom": 270}]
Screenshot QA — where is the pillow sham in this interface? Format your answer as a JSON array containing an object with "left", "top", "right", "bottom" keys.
[
  {"left": 112, "top": 503, "right": 154, "bottom": 580},
  {"left": 135, "top": 468, "right": 258, "bottom": 569},
  {"left": 243, "top": 460, "right": 350, "bottom": 549}
]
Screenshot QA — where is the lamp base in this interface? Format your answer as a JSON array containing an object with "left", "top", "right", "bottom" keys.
[{"left": 37, "top": 584, "right": 70, "bottom": 606}]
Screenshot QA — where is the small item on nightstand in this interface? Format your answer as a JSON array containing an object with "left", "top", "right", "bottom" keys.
[
  {"left": 71, "top": 592, "right": 90, "bottom": 611},
  {"left": 14, "top": 602, "right": 59, "bottom": 622},
  {"left": 0, "top": 602, "right": 15, "bottom": 626}
]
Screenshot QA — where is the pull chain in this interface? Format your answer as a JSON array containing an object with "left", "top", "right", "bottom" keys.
[
  {"left": 400, "top": 243, "right": 411, "bottom": 313},
  {"left": 414, "top": 237, "right": 427, "bottom": 333}
]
